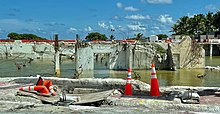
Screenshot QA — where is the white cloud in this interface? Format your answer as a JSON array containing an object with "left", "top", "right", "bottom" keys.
[
  {"left": 98, "top": 21, "right": 108, "bottom": 29},
  {"left": 113, "top": 16, "right": 119, "bottom": 20},
  {"left": 67, "top": 27, "right": 78, "bottom": 33},
  {"left": 116, "top": 2, "right": 123, "bottom": 8},
  {"left": 98, "top": 21, "right": 115, "bottom": 30},
  {"left": 69, "top": 27, "right": 77, "bottom": 31},
  {"left": 124, "top": 6, "right": 139, "bottom": 11},
  {"left": 142, "top": 0, "right": 172, "bottom": 4},
  {"left": 125, "top": 14, "right": 150, "bottom": 20},
  {"left": 127, "top": 22, "right": 146, "bottom": 31},
  {"left": 205, "top": 4, "right": 216, "bottom": 11},
  {"left": 151, "top": 26, "right": 160, "bottom": 30},
  {"left": 109, "top": 24, "right": 115, "bottom": 30},
  {"left": 84, "top": 26, "right": 93, "bottom": 32},
  {"left": 157, "top": 14, "right": 174, "bottom": 24}
]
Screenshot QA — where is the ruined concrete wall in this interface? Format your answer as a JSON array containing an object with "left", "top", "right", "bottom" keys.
[
  {"left": 132, "top": 43, "right": 157, "bottom": 69},
  {"left": 108, "top": 43, "right": 158, "bottom": 70},
  {"left": 0, "top": 41, "right": 74, "bottom": 59},
  {"left": 171, "top": 36, "right": 205, "bottom": 69},
  {"left": 0, "top": 41, "right": 55, "bottom": 59},
  {"left": 0, "top": 39, "right": 205, "bottom": 70},
  {"left": 109, "top": 44, "right": 129, "bottom": 70},
  {"left": 76, "top": 47, "right": 94, "bottom": 70}
]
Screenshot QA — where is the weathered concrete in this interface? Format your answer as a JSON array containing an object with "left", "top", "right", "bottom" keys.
[
  {"left": 12, "top": 77, "right": 150, "bottom": 94},
  {"left": 0, "top": 38, "right": 205, "bottom": 70},
  {"left": 171, "top": 36, "right": 205, "bottom": 69},
  {"left": 1, "top": 77, "right": 220, "bottom": 114}
]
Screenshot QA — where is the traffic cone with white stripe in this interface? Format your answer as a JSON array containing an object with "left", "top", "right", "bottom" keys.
[
  {"left": 150, "top": 63, "right": 160, "bottom": 96},
  {"left": 49, "top": 86, "right": 56, "bottom": 96},
  {"left": 19, "top": 85, "right": 50, "bottom": 95},
  {"left": 124, "top": 68, "right": 132, "bottom": 96}
]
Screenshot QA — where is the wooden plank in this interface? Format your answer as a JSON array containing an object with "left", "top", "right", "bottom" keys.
[{"left": 71, "top": 89, "right": 114, "bottom": 105}]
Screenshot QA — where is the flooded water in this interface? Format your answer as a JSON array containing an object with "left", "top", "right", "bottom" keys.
[{"left": 0, "top": 56, "right": 220, "bottom": 87}]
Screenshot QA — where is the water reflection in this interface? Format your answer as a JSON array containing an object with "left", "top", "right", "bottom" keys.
[{"left": 0, "top": 56, "right": 220, "bottom": 87}]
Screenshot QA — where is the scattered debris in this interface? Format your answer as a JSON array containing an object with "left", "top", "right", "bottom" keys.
[
  {"left": 205, "top": 66, "right": 220, "bottom": 70},
  {"left": 133, "top": 71, "right": 141, "bottom": 80},
  {"left": 73, "top": 65, "right": 83, "bottom": 79},
  {"left": 176, "top": 88, "right": 200, "bottom": 104},
  {"left": 197, "top": 73, "right": 206, "bottom": 78}
]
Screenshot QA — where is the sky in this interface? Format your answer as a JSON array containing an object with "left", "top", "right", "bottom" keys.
[{"left": 0, "top": 0, "right": 219, "bottom": 40}]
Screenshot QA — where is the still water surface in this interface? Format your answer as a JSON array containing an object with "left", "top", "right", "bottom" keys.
[{"left": 0, "top": 56, "right": 220, "bottom": 87}]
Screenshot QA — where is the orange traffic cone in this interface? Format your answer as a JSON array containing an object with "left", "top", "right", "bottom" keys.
[
  {"left": 150, "top": 64, "right": 160, "bottom": 96},
  {"left": 36, "top": 75, "right": 44, "bottom": 86},
  {"left": 124, "top": 68, "right": 132, "bottom": 96},
  {"left": 19, "top": 85, "right": 50, "bottom": 95},
  {"left": 49, "top": 86, "right": 56, "bottom": 96}
]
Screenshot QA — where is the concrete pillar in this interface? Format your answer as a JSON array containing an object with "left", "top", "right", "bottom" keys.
[
  {"left": 75, "top": 34, "right": 79, "bottom": 72},
  {"left": 54, "top": 34, "right": 60, "bottom": 77},
  {"left": 77, "top": 47, "right": 94, "bottom": 70},
  {"left": 210, "top": 44, "right": 213, "bottom": 57},
  {"left": 75, "top": 34, "right": 94, "bottom": 71},
  {"left": 55, "top": 51, "right": 60, "bottom": 76}
]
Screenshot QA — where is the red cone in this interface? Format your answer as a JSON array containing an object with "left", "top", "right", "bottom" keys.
[
  {"left": 124, "top": 68, "right": 132, "bottom": 96},
  {"left": 150, "top": 64, "right": 160, "bottom": 96}
]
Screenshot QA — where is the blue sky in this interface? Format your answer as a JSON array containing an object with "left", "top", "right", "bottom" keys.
[{"left": 0, "top": 0, "right": 219, "bottom": 40}]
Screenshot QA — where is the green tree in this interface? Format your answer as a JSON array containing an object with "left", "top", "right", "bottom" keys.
[
  {"left": 156, "top": 34, "right": 168, "bottom": 40},
  {"left": 171, "top": 11, "right": 220, "bottom": 36},
  {"left": 203, "top": 12, "right": 215, "bottom": 38},
  {"left": 190, "top": 14, "right": 205, "bottom": 35},
  {"left": 213, "top": 11, "right": 220, "bottom": 33},
  {"left": 85, "top": 32, "right": 108, "bottom": 41},
  {"left": 7, "top": 32, "right": 21, "bottom": 40},
  {"left": 7, "top": 32, "right": 46, "bottom": 40},
  {"left": 173, "top": 16, "right": 191, "bottom": 35}
]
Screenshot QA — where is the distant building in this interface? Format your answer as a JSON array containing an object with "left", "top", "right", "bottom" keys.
[{"left": 150, "top": 35, "right": 158, "bottom": 42}]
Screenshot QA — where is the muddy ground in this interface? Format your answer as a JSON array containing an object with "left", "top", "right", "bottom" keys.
[{"left": 1, "top": 78, "right": 220, "bottom": 114}]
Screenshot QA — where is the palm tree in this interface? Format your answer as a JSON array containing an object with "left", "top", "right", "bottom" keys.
[
  {"left": 190, "top": 14, "right": 205, "bottom": 35},
  {"left": 171, "top": 10, "right": 220, "bottom": 38},
  {"left": 171, "top": 16, "right": 190, "bottom": 35},
  {"left": 109, "top": 35, "right": 115, "bottom": 40},
  {"left": 136, "top": 33, "right": 143, "bottom": 40},
  {"left": 203, "top": 12, "right": 214, "bottom": 39},
  {"left": 213, "top": 11, "right": 220, "bottom": 35}
]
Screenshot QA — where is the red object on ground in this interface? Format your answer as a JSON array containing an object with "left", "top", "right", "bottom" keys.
[
  {"left": 19, "top": 86, "right": 50, "bottom": 95},
  {"left": 124, "top": 68, "right": 132, "bottom": 96},
  {"left": 19, "top": 76, "right": 56, "bottom": 96},
  {"left": 150, "top": 64, "right": 161, "bottom": 96}
]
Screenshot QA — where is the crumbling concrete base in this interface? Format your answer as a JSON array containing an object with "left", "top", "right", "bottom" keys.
[{"left": 1, "top": 77, "right": 220, "bottom": 113}]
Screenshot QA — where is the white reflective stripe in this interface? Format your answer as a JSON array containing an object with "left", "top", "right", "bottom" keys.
[
  {"left": 50, "top": 89, "right": 55, "bottom": 93},
  {"left": 127, "top": 80, "right": 131, "bottom": 83},
  {"left": 49, "top": 86, "right": 53, "bottom": 90},
  {"left": 24, "top": 86, "right": 35, "bottom": 91},
  {"left": 151, "top": 75, "right": 157, "bottom": 78},
  {"left": 128, "top": 72, "right": 131, "bottom": 75},
  {"left": 30, "top": 86, "right": 35, "bottom": 91},
  {"left": 49, "top": 86, "right": 55, "bottom": 93},
  {"left": 152, "top": 69, "right": 156, "bottom": 73}
]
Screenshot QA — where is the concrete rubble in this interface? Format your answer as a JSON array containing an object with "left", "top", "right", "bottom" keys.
[{"left": 1, "top": 77, "right": 220, "bottom": 114}]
